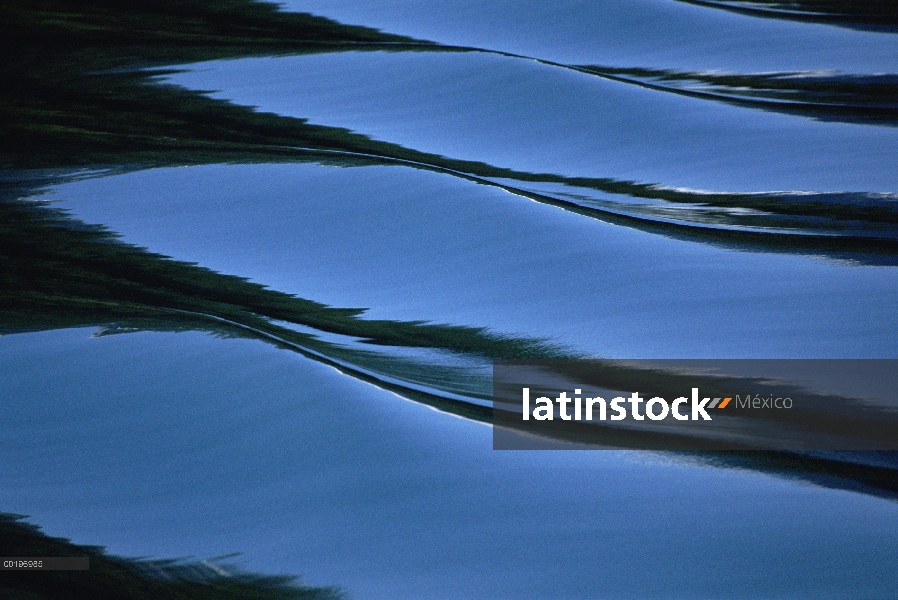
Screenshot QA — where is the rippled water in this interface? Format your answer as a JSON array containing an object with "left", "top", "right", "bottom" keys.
[
  {"left": 3, "top": 1, "right": 898, "bottom": 598},
  {"left": 161, "top": 51, "right": 898, "bottom": 192},
  {"left": 279, "top": 0, "right": 898, "bottom": 71},
  {"left": 48, "top": 163, "right": 898, "bottom": 358},
  {"left": 4, "top": 329, "right": 898, "bottom": 599}
]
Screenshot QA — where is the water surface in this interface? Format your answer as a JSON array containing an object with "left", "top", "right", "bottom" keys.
[
  {"left": 3, "top": 328, "right": 898, "bottom": 599},
  {"left": 49, "top": 163, "right": 898, "bottom": 358},
  {"left": 4, "top": 1, "right": 898, "bottom": 598}
]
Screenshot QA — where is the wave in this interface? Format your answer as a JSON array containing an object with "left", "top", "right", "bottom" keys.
[
  {"left": 6, "top": 1, "right": 898, "bottom": 261},
  {"left": 4, "top": 188, "right": 898, "bottom": 503},
  {"left": 574, "top": 66, "right": 898, "bottom": 127},
  {"left": 675, "top": 0, "right": 898, "bottom": 32},
  {"left": 4, "top": 0, "right": 898, "bottom": 514}
]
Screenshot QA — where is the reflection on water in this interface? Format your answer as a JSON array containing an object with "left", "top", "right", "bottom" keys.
[
  {"left": 3, "top": 0, "right": 898, "bottom": 598},
  {"left": 46, "top": 163, "right": 898, "bottom": 358},
  {"left": 160, "top": 51, "right": 898, "bottom": 193},
  {"left": 2, "top": 329, "right": 898, "bottom": 600},
  {"left": 278, "top": 0, "right": 898, "bottom": 70},
  {"left": 0, "top": 514, "right": 342, "bottom": 600}
]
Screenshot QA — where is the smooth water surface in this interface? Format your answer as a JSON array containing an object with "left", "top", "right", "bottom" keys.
[
  {"left": 5, "top": 1, "right": 898, "bottom": 598},
  {"left": 2, "top": 328, "right": 898, "bottom": 599},
  {"left": 278, "top": 0, "right": 898, "bottom": 73},
  {"left": 49, "top": 163, "right": 898, "bottom": 357},
  {"left": 162, "top": 51, "right": 898, "bottom": 193}
]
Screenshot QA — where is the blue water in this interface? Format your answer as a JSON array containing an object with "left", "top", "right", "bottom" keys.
[
  {"left": 5, "top": 0, "right": 898, "bottom": 598},
  {"left": 49, "top": 163, "right": 898, "bottom": 357},
  {"left": 278, "top": 0, "right": 898, "bottom": 72},
  {"left": 3, "top": 328, "right": 898, "bottom": 599},
  {"left": 161, "top": 51, "right": 898, "bottom": 192}
]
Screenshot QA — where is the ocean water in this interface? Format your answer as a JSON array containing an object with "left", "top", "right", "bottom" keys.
[
  {"left": 4, "top": 1, "right": 898, "bottom": 598},
  {"left": 3, "top": 329, "right": 898, "bottom": 599},
  {"left": 45, "top": 162, "right": 898, "bottom": 358}
]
